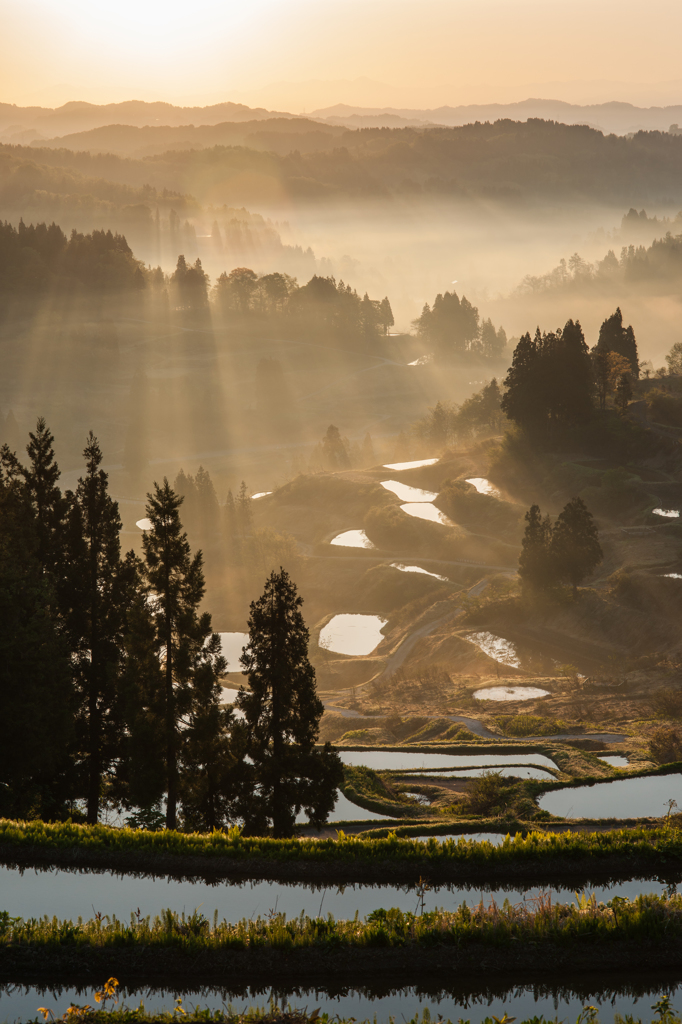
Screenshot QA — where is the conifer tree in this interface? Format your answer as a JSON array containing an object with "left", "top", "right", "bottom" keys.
[
  {"left": 63, "top": 433, "right": 139, "bottom": 823},
  {"left": 235, "top": 568, "right": 343, "bottom": 837},
  {"left": 518, "top": 504, "right": 554, "bottom": 593},
  {"left": 0, "top": 445, "right": 74, "bottom": 818},
  {"left": 137, "top": 479, "right": 224, "bottom": 829},
  {"left": 550, "top": 497, "right": 603, "bottom": 599},
  {"left": 236, "top": 480, "right": 253, "bottom": 536},
  {"left": 22, "top": 417, "right": 65, "bottom": 574}
]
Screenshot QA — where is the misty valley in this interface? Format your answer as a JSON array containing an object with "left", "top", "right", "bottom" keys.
[{"left": 4, "top": 95, "right": 682, "bottom": 1024}]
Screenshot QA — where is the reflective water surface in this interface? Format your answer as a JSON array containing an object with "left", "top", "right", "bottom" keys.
[
  {"left": 339, "top": 751, "right": 558, "bottom": 770},
  {"left": 383, "top": 459, "right": 438, "bottom": 470},
  {"left": 400, "top": 502, "right": 453, "bottom": 525},
  {"left": 5, "top": 975, "right": 682, "bottom": 1024},
  {"left": 473, "top": 686, "right": 551, "bottom": 702},
  {"left": 390, "top": 562, "right": 449, "bottom": 581},
  {"left": 318, "top": 614, "right": 387, "bottom": 656},
  {"left": 330, "top": 529, "right": 376, "bottom": 549},
  {"left": 380, "top": 480, "right": 438, "bottom": 502},
  {"left": 539, "top": 772, "right": 682, "bottom": 819},
  {"left": 216, "top": 632, "right": 249, "bottom": 672},
  {"left": 466, "top": 477, "right": 501, "bottom": 497}
]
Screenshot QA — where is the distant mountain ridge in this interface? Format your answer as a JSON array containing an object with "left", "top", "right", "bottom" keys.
[
  {"left": 311, "top": 99, "right": 682, "bottom": 135},
  {"left": 0, "top": 99, "right": 302, "bottom": 141}
]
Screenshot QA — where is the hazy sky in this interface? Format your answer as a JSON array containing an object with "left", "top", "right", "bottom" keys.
[{"left": 4, "top": 0, "right": 682, "bottom": 111}]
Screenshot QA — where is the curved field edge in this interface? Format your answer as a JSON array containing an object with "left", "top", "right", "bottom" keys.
[
  {"left": 2, "top": 820, "right": 682, "bottom": 885},
  {"left": 3, "top": 896, "right": 682, "bottom": 983}
]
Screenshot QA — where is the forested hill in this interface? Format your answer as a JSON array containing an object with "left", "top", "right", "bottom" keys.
[{"left": 7, "top": 119, "right": 682, "bottom": 206}]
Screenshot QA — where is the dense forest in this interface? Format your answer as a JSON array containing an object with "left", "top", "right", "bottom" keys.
[{"left": 9, "top": 119, "right": 682, "bottom": 206}]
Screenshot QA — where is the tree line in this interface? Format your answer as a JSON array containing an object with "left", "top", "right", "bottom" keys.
[
  {"left": 0, "top": 421, "right": 341, "bottom": 834},
  {"left": 501, "top": 308, "right": 639, "bottom": 439},
  {"left": 518, "top": 498, "right": 603, "bottom": 599},
  {"left": 412, "top": 290, "right": 507, "bottom": 363}
]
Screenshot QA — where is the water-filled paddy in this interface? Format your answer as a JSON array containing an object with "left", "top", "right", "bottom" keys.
[
  {"left": 539, "top": 773, "right": 682, "bottom": 819},
  {"left": 466, "top": 631, "right": 521, "bottom": 667},
  {"left": 6, "top": 975, "right": 682, "bottom": 1024},
  {"left": 0, "top": 862, "right": 670, "bottom": 932},
  {"left": 318, "top": 614, "right": 387, "bottom": 656},
  {"left": 409, "top": 766, "right": 554, "bottom": 780},
  {"left": 251, "top": 491, "right": 272, "bottom": 499},
  {"left": 216, "top": 632, "right": 249, "bottom": 672},
  {"left": 400, "top": 502, "right": 453, "bottom": 525},
  {"left": 473, "top": 685, "right": 551, "bottom": 702},
  {"left": 653, "top": 508, "right": 680, "bottom": 518},
  {"left": 599, "top": 755, "right": 629, "bottom": 767},
  {"left": 466, "top": 477, "right": 501, "bottom": 497},
  {"left": 390, "top": 562, "right": 449, "bottom": 581},
  {"left": 664, "top": 573, "right": 682, "bottom": 579},
  {"left": 340, "top": 751, "right": 558, "bottom": 770},
  {"left": 383, "top": 458, "right": 438, "bottom": 470},
  {"left": 135, "top": 517, "right": 152, "bottom": 531},
  {"left": 330, "top": 529, "right": 376, "bottom": 548},
  {"left": 380, "top": 480, "right": 438, "bottom": 502}
]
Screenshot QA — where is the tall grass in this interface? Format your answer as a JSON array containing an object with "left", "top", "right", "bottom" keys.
[{"left": 3, "top": 891, "right": 682, "bottom": 954}]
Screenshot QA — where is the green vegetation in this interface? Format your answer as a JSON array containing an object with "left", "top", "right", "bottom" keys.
[
  {"left": 4, "top": 891, "right": 682, "bottom": 960},
  {"left": 495, "top": 715, "right": 568, "bottom": 737},
  {"left": 4, "top": 819, "right": 682, "bottom": 875}
]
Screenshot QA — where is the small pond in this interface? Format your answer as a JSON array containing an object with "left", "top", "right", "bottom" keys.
[
  {"left": 400, "top": 502, "right": 453, "bottom": 525},
  {"left": 251, "top": 491, "right": 272, "bottom": 499},
  {"left": 383, "top": 458, "right": 438, "bottom": 470},
  {"left": 466, "top": 477, "right": 501, "bottom": 497},
  {"left": 330, "top": 529, "right": 376, "bottom": 549},
  {"left": 6, "top": 978, "right": 682, "bottom": 1024},
  {"left": 466, "top": 630, "right": 521, "bottom": 667},
  {"left": 539, "top": 772, "right": 682, "bottom": 819},
  {"left": 653, "top": 508, "right": 680, "bottom": 518},
  {"left": 663, "top": 573, "right": 682, "bottom": 579},
  {"left": 390, "top": 562, "right": 449, "bottom": 582},
  {"left": 380, "top": 479, "right": 438, "bottom": 502},
  {"left": 599, "top": 755, "right": 629, "bottom": 767},
  {"left": 340, "top": 751, "right": 558, "bottom": 770},
  {"left": 473, "top": 685, "right": 551, "bottom": 702},
  {"left": 216, "top": 632, "right": 249, "bottom": 672},
  {"left": 319, "top": 614, "right": 387, "bottom": 656},
  {"left": 135, "top": 517, "right": 152, "bottom": 531}
]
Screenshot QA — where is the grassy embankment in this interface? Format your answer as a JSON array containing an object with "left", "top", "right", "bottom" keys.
[
  {"left": 2, "top": 818, "right": 682, "bottom": 885},
  {"left": 4, "top": 892, "right": 682, "bottom": 981}
]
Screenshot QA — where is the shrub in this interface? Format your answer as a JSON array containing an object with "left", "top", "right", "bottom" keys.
[
  {"left": 649, "top": 728, "right": 682, "bottom": 765},
  {"left": 463, "top": 771, "right": 513, "bottom": 816},
  {"left": 495, "top": 714, "right": 567, "bottom": 737}
]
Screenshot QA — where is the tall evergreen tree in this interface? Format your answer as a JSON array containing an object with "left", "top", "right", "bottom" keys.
[
  {"left": 63, "top": 433, "right": 139, "bottom": 824},
  {"left": 518, "top": 504, "right": 554, "bottom": 594},
  {"left": 550, "top": 497, "right": 603, "bottom": 599},
  {"left": 137, "top": 479, "right": 224, "bottom": 829},
  {"left": 0, "top": 445, "right": 74, "bottom": 819},
  {"left": 22, "top": 417, "right": 65, "bottom": 574},
  {"left": 236, "top": 569, "right": 343, "bottom": 837},
  {"left": 596, "top": 307, "right": 639, "bottom": 376}
]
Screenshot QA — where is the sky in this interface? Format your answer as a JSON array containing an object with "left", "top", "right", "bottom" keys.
[{"left": 3, "top": 0, "right": 682, "bottom": 111}]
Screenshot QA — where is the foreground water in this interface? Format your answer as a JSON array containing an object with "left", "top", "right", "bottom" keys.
[
  {"left": 4, "top": 977, "right": 682, "bottom": 1024},
  {"left": 0, "top": 862, "right": 675, "bottom": 928}
]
